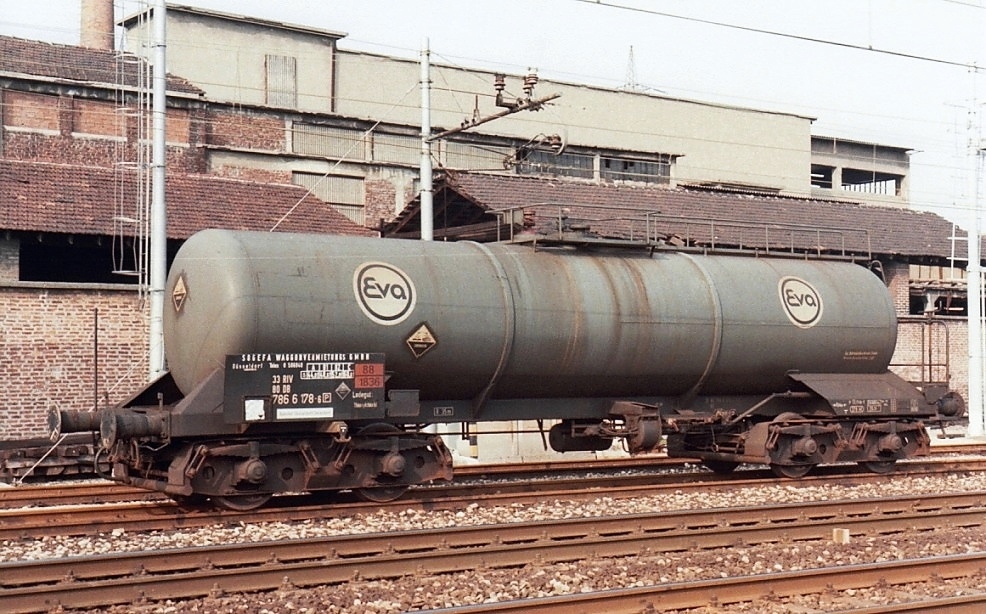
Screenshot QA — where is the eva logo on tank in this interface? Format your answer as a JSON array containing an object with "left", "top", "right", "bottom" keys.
[
  {"left": 778, "top": 276, "right": 823, "bottom": 328},
  {"left": 353, "top": 262, "right": 417, "bottom": 325}
]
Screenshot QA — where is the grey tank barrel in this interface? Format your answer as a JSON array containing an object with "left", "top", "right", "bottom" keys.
[{"left": 164, "top": 229, "right": 897, "bottom": 403}]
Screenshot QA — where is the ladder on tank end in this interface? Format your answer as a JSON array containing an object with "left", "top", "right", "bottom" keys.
[{"left": 892, "top": 316, "right": 967, "bottom": 437}]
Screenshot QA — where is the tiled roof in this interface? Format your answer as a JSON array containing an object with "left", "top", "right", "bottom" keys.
[
  {"left": 409, "top": 171, "right": 958, "bottom": 260},
  {"left": 0, "top": 160, "right": 374, "bottom": 238},
  {"left": 0, "top": 35, "right": 202, "bottom": 95}
]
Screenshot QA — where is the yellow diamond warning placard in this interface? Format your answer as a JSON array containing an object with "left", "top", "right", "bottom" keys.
[
  {"left": 172, "top": 274, "right": 188, "bottom": 312},
  {"left": 406, "top": 322, "right": 437, "bottom": 359}
]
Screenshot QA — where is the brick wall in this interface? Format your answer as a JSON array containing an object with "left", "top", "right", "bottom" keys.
[
  {"left": 209, "top": 108, "right": 285, "bottom": 151},
  {"left": 883, "top": 260, "right": 910, "bottom": 315},
  {"left": 364, "top": 177, "right": 399, "bottom": 228},
  {"left": 74, "top": 98, "right": 123, "bottom": 137},
  {"left": 3, "top": 87, "right": 391, "bottom": 231},
  {"left": 1, "top": 88, "right": 206, "bottom": 172},
  {"left": 3, "top": 131, "right": 122, "bottom": 167},
  {"left": 3, "top": 91, "right": 60, "bottom": 131},
  {"left": 209, "top": 164, "right": 292, "bottom": 183},
  {"left": 0, "top": 285, "right": 148, "bottom": 439}
]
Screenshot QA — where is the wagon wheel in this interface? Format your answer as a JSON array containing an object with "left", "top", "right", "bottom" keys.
[
  {"left": 212, "top": 492, "right": 272, "bottom": 511},
  {"left": 858, "top": 459, "right": 897, "bottom": 474},
  {"left": 770, "top": 463, "right": 813, "bottom": 479},
  {"left": 168, "top": 493, "right": 209, "bottom": 510},
  {"left": 702, "top": 459, "right": 740, "bottom": 474},
  {"left": 355, "top": 484, "right": 410, "bottom": 503},
  {"left": 769, "top": 412, "right": 815, "bottom": 479},
  {"left": 354, "top": 423, "right": 410, "bottom": 504}
]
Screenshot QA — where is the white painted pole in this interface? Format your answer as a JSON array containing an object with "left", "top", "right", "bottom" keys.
[
  {"left": 968, "top": 145, "right": 985, "bottom": 436},
  {"left": 148, "top": 0, "right": 167, "bottom": 379},
  {"left": 419, "top": 37, "right": 433, "bottom": 241}
]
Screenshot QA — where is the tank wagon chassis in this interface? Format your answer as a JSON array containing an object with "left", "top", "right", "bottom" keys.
[
  {"left": 49, "top": 364, "right": 961, "bottom": 510},
  {"left": 49, "top": 227, "right": 965, "bottom": 511}
]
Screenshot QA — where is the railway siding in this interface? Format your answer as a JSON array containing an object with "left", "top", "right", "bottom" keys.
[{"left": 1, "top": 492, "right": 985, "bottom": 612}]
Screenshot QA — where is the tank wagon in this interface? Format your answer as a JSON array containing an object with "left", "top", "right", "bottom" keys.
[{"left": 50, "top": 229, "right": 963, "bottom": 510}]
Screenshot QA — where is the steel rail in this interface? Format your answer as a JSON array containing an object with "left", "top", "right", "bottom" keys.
[
  {"left": 1, "top": 446, "right": 980, "bottom": 509},
  {"left": 2, "top": 459, "right": 986, "bottom": 539},
  {"left": 0, "top": 455, "right": 680, "bottom": 509},
  {"left": 428, "top": 554, "right": 986, "bottom": 613},
  {"left": 839, "top": 595, "right": 986, "bottom": 613},
  {"left": 1, "top": 492, "right": 985, "bottom": 612}
]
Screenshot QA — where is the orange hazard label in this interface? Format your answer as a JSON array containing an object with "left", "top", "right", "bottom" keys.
[{"left": 354, "top": 375, "right": 384, "bottom": 389}]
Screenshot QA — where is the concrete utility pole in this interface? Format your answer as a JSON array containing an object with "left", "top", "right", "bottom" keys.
[
  {"left": 148, "top": 0, "right": 168, "bottom": 379},
  {"left": 968, "top": 143, "right": 985, "bottom": 437},
  {"left": 418, "top": 47, "right": 559, "bottom": 242},
  {"left": 419, "top": 38, "right": 434, "bottom": 242}
]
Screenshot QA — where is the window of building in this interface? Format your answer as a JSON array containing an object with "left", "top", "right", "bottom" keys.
[
  {"left": 811, "top": 165, "right": 835, "bottom": 189},
  {"left": 292, "top": 123, "right": 367, "bottom": 160},
  {"left": 908, "top": 264, "right": 967, "bottom": 316},
  {"left": 266, "top": 54, "right": 297, "bottom": 108},
  {"left": 600, "top": 155, "right": 670, "bottom": 184},
  {"left": 515, "top": 149, "right": 594, "bottom": 179},
  {"left": 444, "top": 141, "right": 513, "bottom": 171},
  {"left": 910, "top": 292, "right": 967, "bottom": 316},
  {"left": 515, "top": 148, "right": 672, "bottom": 184},
  {"left": 15, "top": 236, "right": 174, "bottom": 285},
  {"left": 811, "top": 165, "right": 903, "bottom": 195},
  {"left": 841, "top": 168, "right": 901, "bottom": 196},
  {"left": 292, "top": 172, "right": 365, "bottom": 225},
  {"left": 373, "top": 133, "right": 419, "bottom": 165}
]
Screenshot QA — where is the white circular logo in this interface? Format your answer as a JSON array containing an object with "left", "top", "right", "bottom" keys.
[
  {"left": 354, "top": 262, "right": 416, "bottom": 326},
  {"left": 778, "top": 277, "right": 823, "bottom": 328}
]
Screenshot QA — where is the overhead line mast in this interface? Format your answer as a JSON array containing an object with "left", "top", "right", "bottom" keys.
[
  {"left": 148, "top": 0, "right": 167, "bottom": 379},
  {"left": 418, "top": 43, "right": 559, "bottom": 241}
]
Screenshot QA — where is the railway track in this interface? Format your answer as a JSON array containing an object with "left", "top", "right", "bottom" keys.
[
  {"left": 2, "top": 491, "right": 984, "bottom": 612},
  {"left": 2, "top": 438, "right": 980, "bottom": 495},
  {"left": 0, "top": 455, "right": 677, "bottom": 509},
  {"left": 451, "top": 554, "right": 986, "bottom": 613},
  {"left": 3, "top": 457, "right": 986, "bottom": 540},
  {"left": 1, "top": 448, "right": 983, "bottom": 511}
]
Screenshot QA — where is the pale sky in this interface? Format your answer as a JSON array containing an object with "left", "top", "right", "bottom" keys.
[{"left": 2, "top": 0, "right": 985, "bottom": 222}]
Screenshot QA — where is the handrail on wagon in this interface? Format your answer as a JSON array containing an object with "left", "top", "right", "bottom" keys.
[{"left": 493, "top": 203, "right": 873, "bottom": 260}]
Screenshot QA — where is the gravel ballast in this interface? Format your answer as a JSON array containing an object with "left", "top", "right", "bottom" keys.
[{"left": 4, "top": 472, "right": 985, "bottom": 612}]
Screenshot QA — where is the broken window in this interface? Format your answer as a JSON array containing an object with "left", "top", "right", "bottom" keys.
[
  {"left": 841, "top": 168, "right": 901, "bottom": 196},
  {"left": 811, "top": 165, "right": 835, "bottom": 189}
]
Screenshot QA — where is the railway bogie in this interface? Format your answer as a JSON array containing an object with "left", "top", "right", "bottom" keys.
[
  {"left": 102, "top": 422, "right": 452, "bottom": 510},
  {"left": 0, "top": 435, "right": 105, "bottom": 483},
  {"left": 49, "top": 229, "right": 964, "bottom": 508}
]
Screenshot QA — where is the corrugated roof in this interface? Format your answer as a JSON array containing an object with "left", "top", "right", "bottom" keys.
[
  {"left": 0, "top": 160, "right": 375, "bottom": 238},
  {"left": 392, "top": 171, "right": 958, "bottom": 260},
  {"left": 0, "top": 35, "right": 202, "bottom": 95}
]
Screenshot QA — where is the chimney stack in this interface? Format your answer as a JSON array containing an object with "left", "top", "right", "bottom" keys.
[{"left": 80, "top": 0, "right": 114, "bottom": 50}]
